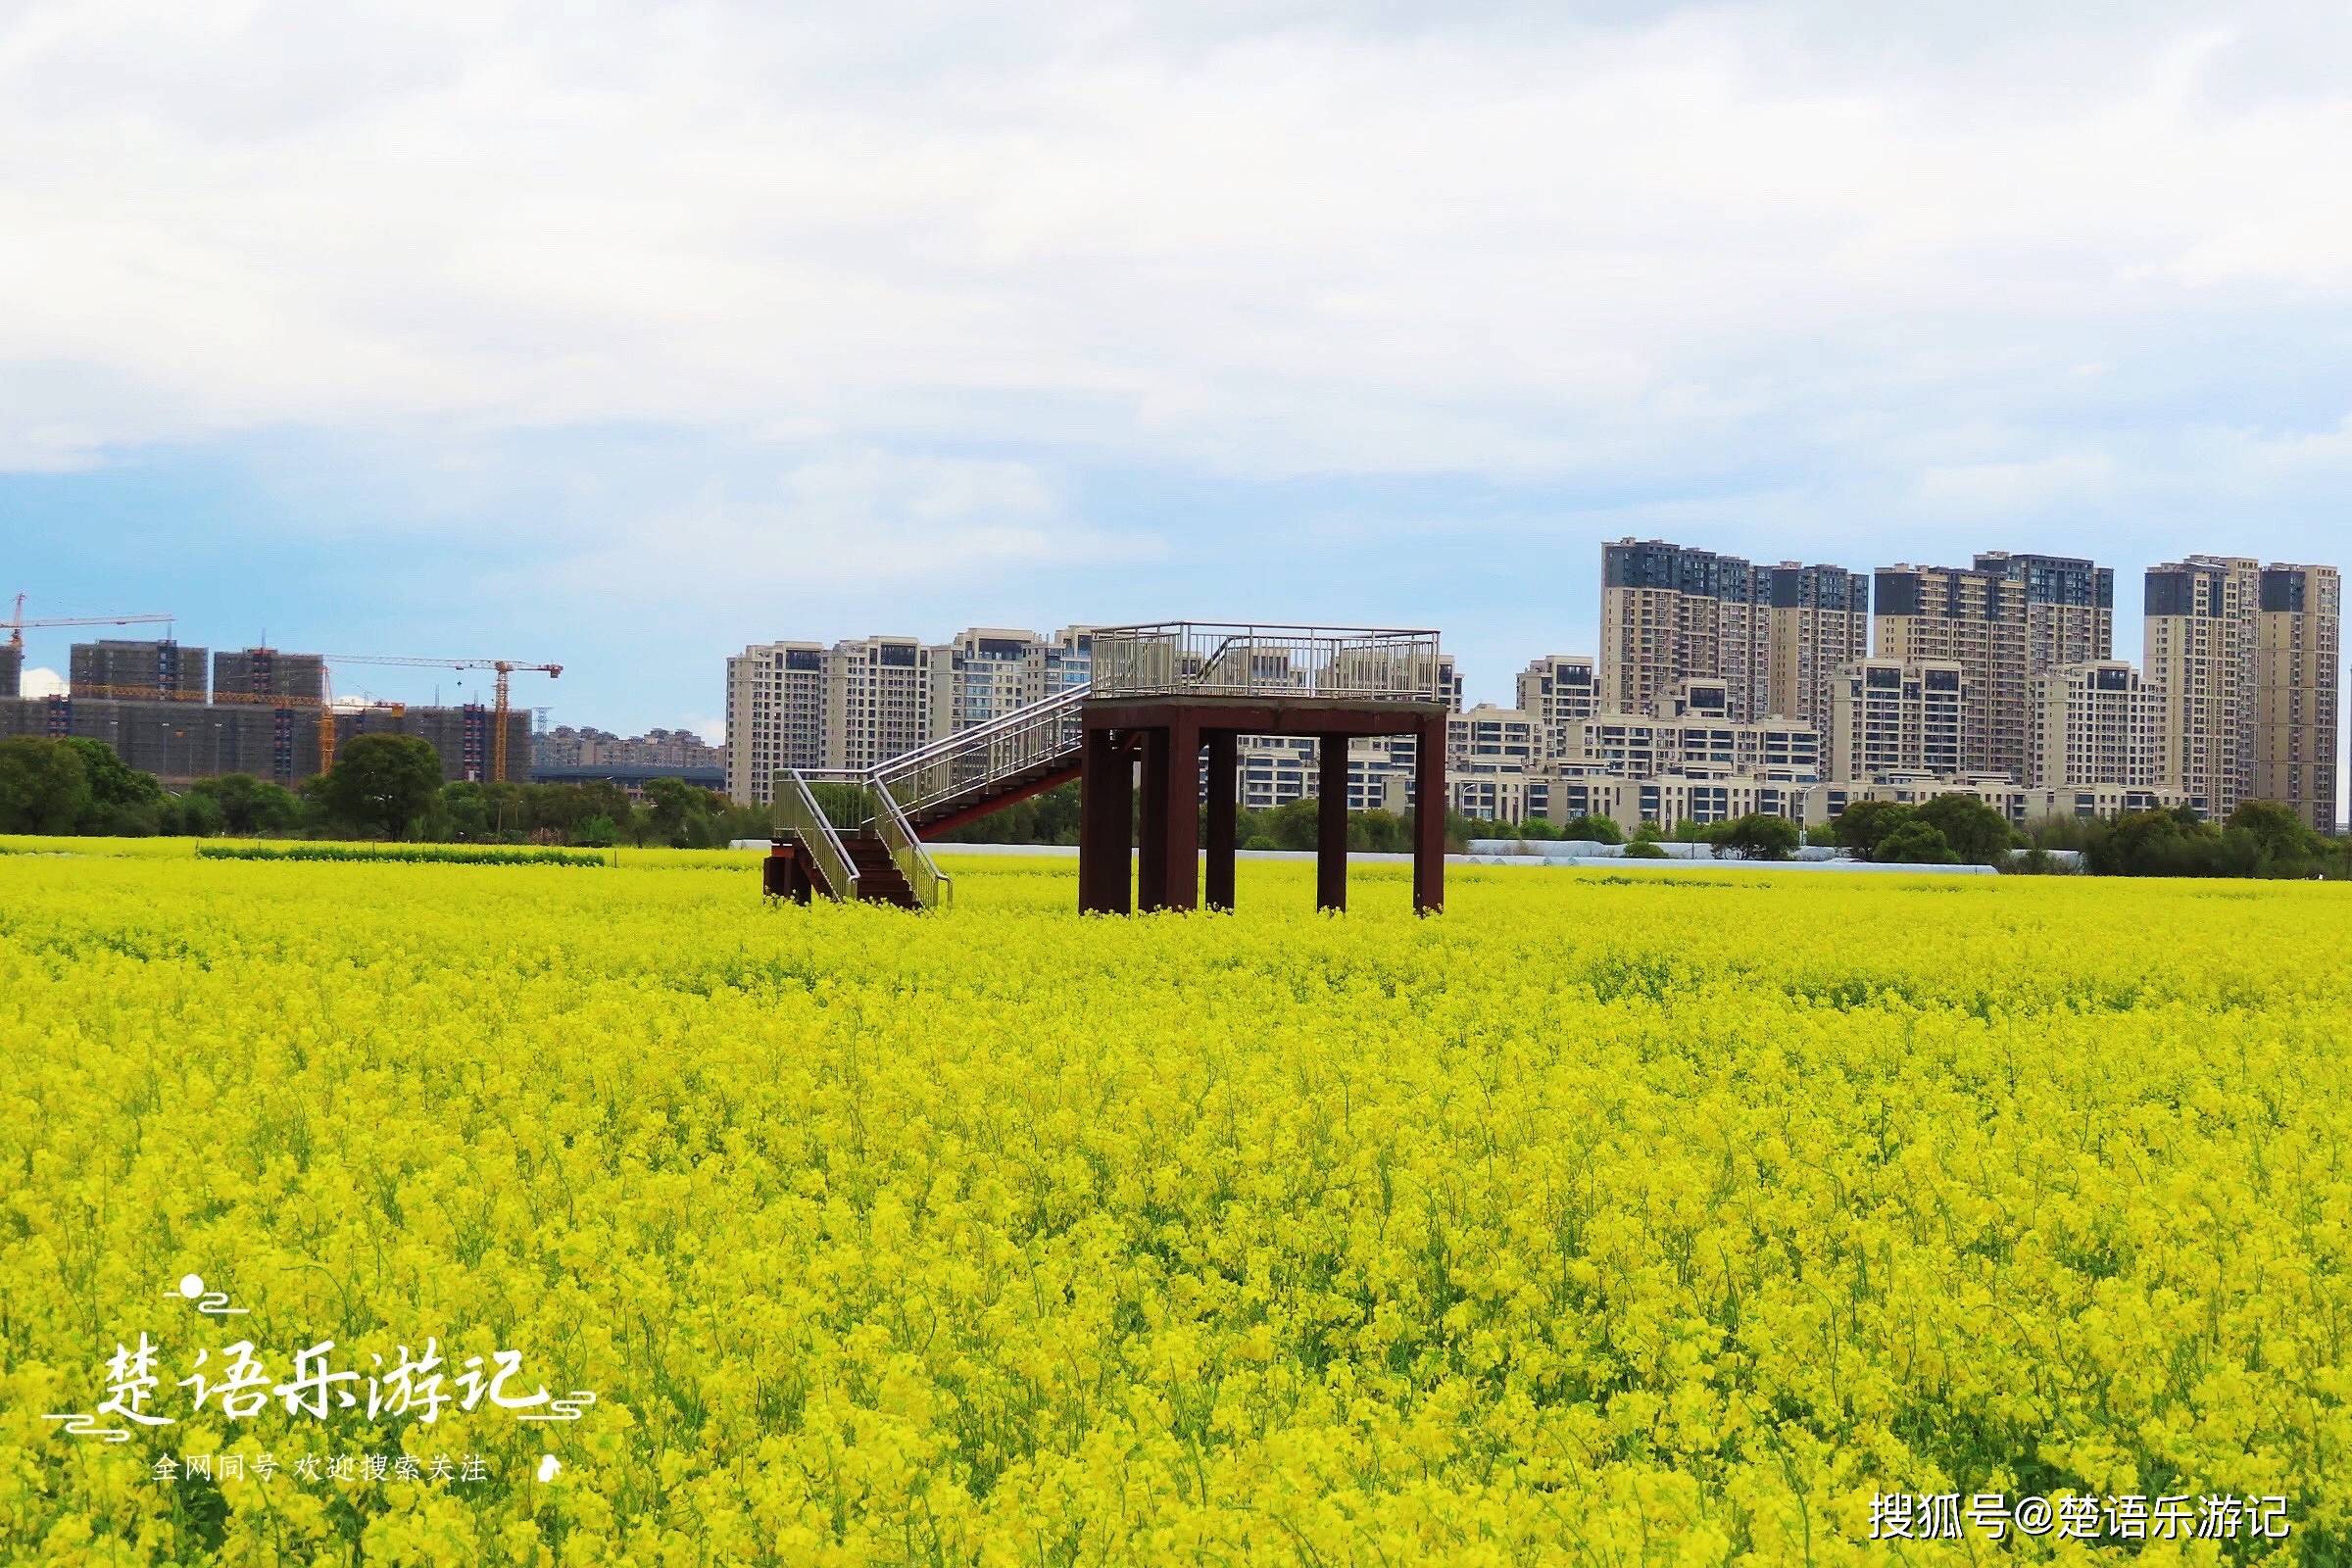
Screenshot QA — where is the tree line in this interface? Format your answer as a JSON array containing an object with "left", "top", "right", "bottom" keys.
[
  {"left": 0, "top": 734, "right": 768, "bottom": 848},
  {"left": 920, "top": 777, "right": 2349, "bottom": 879},
  {"left": 3, "top": 731, "right": 2342, "bottom": 878}
]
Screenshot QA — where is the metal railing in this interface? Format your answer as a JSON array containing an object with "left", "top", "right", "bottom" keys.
[
  {"left": 775, "top": 689, "right": 1087, "bottom": 911},
  {"left": 871, "top": 783, "right": 951, "bottom": 909},
  {"left": 797, "top": 769, "right": 956, "bottom": 910},
  {"left": 872, "top": 683, "right": 1090, "bottom": 823},
  {"left": 774, "top": 769, "right": 858, "bottom": 901},
  {"left": 1090, "top": 622, "right": 1444, "bottom": 703}
]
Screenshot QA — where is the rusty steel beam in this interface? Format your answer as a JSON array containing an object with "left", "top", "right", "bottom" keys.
[
  {"left": 912, "top": 761, "right": 1082, "bottom": 838},
  {"left": 1414, "top": 710, "right": 1446, "bottom": 915},
  {"left": 1078, "top": 728, "right": 1132, "bottom": 914},
  {"left": 1317, "top": 734, "right": 1348, "bottom": 913},
  {"left": 1156, "top": 715, "right": 1200, "bottom": 910},
  {"left": 1083, "top": 697, "right": 1444, "bottom": 741},
  {"left": 1204, "top": 730, "right": 1238, "bottom": 912},
  {"left": 1137, "top": 727, "right": 1170, "bottom": 910}
]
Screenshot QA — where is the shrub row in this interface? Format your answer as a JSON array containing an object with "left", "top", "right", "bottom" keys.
[{"left": 194, "top": 843, "right": 609, "bottom": 867}]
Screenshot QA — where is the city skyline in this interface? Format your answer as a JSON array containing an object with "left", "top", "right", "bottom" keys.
[
  {"left": 17, "top": 531, "right": 2334, "bottom": 724},
  {"left": 706, "top": 535, "right": 2334, "bottom": 833}
]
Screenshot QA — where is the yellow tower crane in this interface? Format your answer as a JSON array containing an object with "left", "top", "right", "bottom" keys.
[
  {"left": 322, "top": 656, "right": 562, "bottom": 783},
  {"left": 5, "top": 592, "right": 175, "bottom": 653}
]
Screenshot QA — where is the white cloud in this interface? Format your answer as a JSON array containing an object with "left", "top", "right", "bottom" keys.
[
  {"left": 1916, "top": 453, "right": 2119, "bottom": 513},
  {"left": 22, "top": 666, "right": 66, "bottom": 697},
  {"left": 535, "top": 448, "right": 1163, "bottom": 607},
  {"left": 4, "top": 0, "right": 2352, "bottom": 489}
]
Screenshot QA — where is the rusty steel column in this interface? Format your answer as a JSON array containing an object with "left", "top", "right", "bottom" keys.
[
  {"left": 1137, "top": 726, "right": 1170, "bottom": 910},
  {"left": 1203, "top": 730, "right": 1238, "bottom": 911},
  {"left": 1079, "top": 727, "right": 1133, "bottom": 914},
  {"left": 1316, "top": 734, "right": 1348, "bottom": 913},
  {"left": 1414, "top": 710, "right": 1446, "bottom": 915},
  {"left": 1159, "top": 713, "right": 1200, "bottom": 910}
]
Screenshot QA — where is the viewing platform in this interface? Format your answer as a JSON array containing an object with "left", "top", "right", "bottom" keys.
[
  {"left": 1078, "top": 622, "right": 1447, "bottom": 916},
  {"left": 767, "top": 620, "right": 1447, "bottom": 915}
]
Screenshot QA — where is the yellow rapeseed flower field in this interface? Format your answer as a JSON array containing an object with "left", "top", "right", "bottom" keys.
[{"left": 1, "top": 845, "right": 2346, "bottom": 1564}]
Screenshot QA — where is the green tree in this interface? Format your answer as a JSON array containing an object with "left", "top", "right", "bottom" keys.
[
  {"left": 0, "top": 737, "right": 91, "bottom": 835},
  {"left": 1827, "top": 799, "right": 1914, "bottom": 857},
  {"left": 181, "top": 773, "right": 300, "bottom": 836},
  {"left": 320, "top": 734, "right": 445, "bottom": 838},
  {"left": 643, "top": 776, "right": 706, "bottom": 847},
  {"left": 180, "top": 789, "right": 228, "bottom": 836},
  {"left": 1877, "top": 819, "right": 1958, "bottom": 864},
  {"left": 1556, "top": 813, "right": 1624, "bottom": 844},
  {"left": 2084, "top": 808, "right": 2215, "bottom": 876},
  {"left": 2020, "top": 813, "right": 2093, "bottom": 851},
  {"left": 1714, "top": 812, "right": 1801, "bottom": 860},
  {"left": 62, "top": 738, "right": 169, "bottom": 834},
  {"left": 437, "top": 781, "right": 492, "bottom": 841},
  {"left": 2229, "top": 800, "right": 2322, "bottom": 874},
  {"left": 1916, "top": 793, "right": 2017, "bottom": 865}
]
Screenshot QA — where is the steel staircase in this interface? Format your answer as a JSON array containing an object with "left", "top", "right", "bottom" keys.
[{"left": 772, "top": 682, "right": 1090, "bottom": 910}]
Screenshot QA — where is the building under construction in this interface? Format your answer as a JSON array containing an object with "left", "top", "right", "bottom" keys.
[
  {"left": 71, "top": 638, "right": 211, "bottom": 701},
  {"left": 0, "top": 645, "right": 20, "bottom": 699},
  {"left": 0, "top": 639, "right": 530, "bottom": 786},
  {"left": 212, "top": 647, "right": 326, "bottom": 702}
]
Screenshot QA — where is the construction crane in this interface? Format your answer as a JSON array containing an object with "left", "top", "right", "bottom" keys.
[
  {"left": 6, "top": 592, "right": 175, "bottom": 652},
  {"left": 323, "top": 656, "right": 562, "bottom": 783},
  {"left": 303, "top": 674, "right": 410, "bottom": 775}
]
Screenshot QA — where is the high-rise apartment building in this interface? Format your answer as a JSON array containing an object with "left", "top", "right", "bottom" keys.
[
  {"left": 1765, "top": 564, "right": 1870, "bottom": 731},
  {"left": 724, "top": 641, "right": 827, "bottom": 805},
  {"left": 928, "top": 628, "right": 1040, "bottom": 735},
  {"left": 1514, "top": 656, "right": 1596, "bottom": 759},
  {"left": 1601, "top": 541, "right": 1863, "bottom": 724},
  {"left": 0, "top": 645, "right": 19, "bottom": 699},
  {"left": 2031, "top": 662, "right": 2164, "bottom": 790},
  {"left": 2255, "top": 565, "right": 2340, "bottom": 832},
  {"left": 2144, "top": 556, "right": 2260, "bottom": 817},
  {"left": 1829, "top": 659, "right": 1969, "bottom": 782},
  {"left": 928, "top": 626, "right": 1093, "bottom": 737},
  {"left": 1874, "top": 552, "right": 2111, "bottom": 783},
  {"left": 70, "top": 639, "right": 209, "bottom": 702},
  {"left": 823, "top": 635, "right": 930, "bottom": 773},
  {"left": 1599, "top": 540, "right": 1764, "bottom": 720},
  {"left": 1871, "top": 564, "right": 2007, "bottom": 775},
  {"left": 1979, "top": 552, "right": 2115, "bottom": 674}
]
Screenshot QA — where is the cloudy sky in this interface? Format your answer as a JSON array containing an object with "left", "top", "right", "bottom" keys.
[{"left": 5, "top": 0, "right": 2351, "bottom": 736}]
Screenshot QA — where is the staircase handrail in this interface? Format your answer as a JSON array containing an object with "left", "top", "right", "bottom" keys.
[
  {"left": 869, "top": 781, "right": 951, "bottom": 909},
  {"left": 871, "top": 682, "right": 1091, "bottom": 820},
  {"left": 868, "top": 682, "right": 1091, "bottom": 776},
  {"left": 774, "top": 769, "right": 858, "bottom": 901}
]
